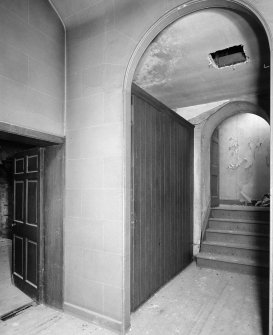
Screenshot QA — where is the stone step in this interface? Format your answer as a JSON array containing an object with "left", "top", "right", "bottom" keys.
[
  {"left": 201, "top": 241, "right": 269, "bottom": 261},
  {"left": 208, "top": 218, "right": 269, "bottom": 234},
  {"left": 196, "top": 252, "right": 268, "bottom": 275},
  {"left": 205, "top": 229, "right": 269, "bottom": 246},
  {"left": 211, "top": 206, "right": 269, "bottom": 221}
]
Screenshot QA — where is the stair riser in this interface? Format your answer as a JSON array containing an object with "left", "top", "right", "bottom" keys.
[
  {"left": 197, "top": 257, "right": 268, "bottom": 276},
  {"left": 208, "top": 220, "right": 269, "bottom": 234},
  {"left": 211, "top": 209, "right": 269, "bottom": 221},
  {"left": 201, "top": 244, "right": 269, "bottom": 262},
  {"left": 206, "top": 231, "right": 269, "bottom": 246}
]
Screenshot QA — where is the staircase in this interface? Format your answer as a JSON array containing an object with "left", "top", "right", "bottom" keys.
[{"left": 196, "top": 205, "right": 270, "bottom": 275}]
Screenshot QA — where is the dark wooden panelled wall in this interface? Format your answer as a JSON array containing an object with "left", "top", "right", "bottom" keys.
[{"left": 131, "top": 84, "right": 194, "bottom": 312}]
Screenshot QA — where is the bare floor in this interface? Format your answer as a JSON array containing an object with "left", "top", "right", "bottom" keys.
[
  {"left": 0, "top": 237, "right": 32, "bottom": 316},
  {"left": 0, "top": 260, "right": 268, "bottom": 334}
]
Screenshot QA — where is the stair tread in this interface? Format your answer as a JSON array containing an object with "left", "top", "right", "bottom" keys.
[
  {"left": 206, "top": 228, "right": 269, "bottom": 237},
  {"left": 202, "top": 240, "right": 269, "bottom": 252},
  {"left": 212, "top": 205, "right": 269, "bottom": 212},
  {"left": 197, "top": 252, "right": 269, "bottom": 268},
  {"left": 209, "top": 217, "right": 269, "bottom": 224}
]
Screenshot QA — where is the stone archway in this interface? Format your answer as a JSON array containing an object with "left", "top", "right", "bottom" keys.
[{"left": 122, "top": 1, "right": 272, "bottom": 331}]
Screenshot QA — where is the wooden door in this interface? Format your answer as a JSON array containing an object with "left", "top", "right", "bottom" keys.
[
  {"left": 12, "top": 148, "right": 44, "bottom": 300},
  {"left": 211, "top": 128, "right": 220, "bottom": 207},
  {"left": 131, "top": 84, "right": 194, "bottom": 311}
]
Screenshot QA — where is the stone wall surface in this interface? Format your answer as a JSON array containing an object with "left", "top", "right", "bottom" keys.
[
  {"left": 64, "top": 0, "right": 273, "bottom": 330},
  {"left": 0, "top": 0, "right": 65, "bottom": 136}
]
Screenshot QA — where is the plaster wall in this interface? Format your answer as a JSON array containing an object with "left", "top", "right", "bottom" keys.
[
  {"left": 181, "top": 95, "right": 269, "bottom": 255},
  {"left": 195, "top": 101, "right": 269, "bottom": 252},
  {"left": 219, "top": 113, "right": 270, "bottom": 202},
  {"left": 0, "top": 0, "right": 64, "bottom": 136},
  {"left": 64, "top": 0, "right": 273, "bottom": 332}
]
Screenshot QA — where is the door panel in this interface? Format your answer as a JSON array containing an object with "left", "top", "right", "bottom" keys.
[
  {"left": 211, "top": 128, "right": 220, "bottom": 207},
  {"left": 13, "top": 235, "right": 24, "bottom": 278},
  {"left": 15, "top": 158, "right": 24, "bottom": 174},
  {"left": 14, "top": 181, "right": 24, "bottom": 222},
  {"left": 25, "top": 239, "right": 37, "bottom": 287},
  {"left": 12, "top": 148, "right": 44, "bottom": 300},
  {"left": 131, "top": 84, "right": 194, "bottom": 311},
  {"left": 26, "top": 180, "right": 38, "bottom": 225}
]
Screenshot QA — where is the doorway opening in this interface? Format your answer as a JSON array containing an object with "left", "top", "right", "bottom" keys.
[
  {"left": 0, "top": 129, "right": 64, "bottom": 320},
  {"left": 125, "top": 1, "right": 271, "bottom": 333},
  {"left": 204, "top": 112, "right": 270, "bottom": 272},
  {"left": 198, "top": 112, "right": 270, "bottom": 331},
  {"left": 0, "top": 140, "right": 34, "bottom": 318}
]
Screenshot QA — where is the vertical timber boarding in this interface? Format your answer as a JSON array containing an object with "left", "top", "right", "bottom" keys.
[{"left": 131, "top": 83, "right": 194, "bottom": 312}]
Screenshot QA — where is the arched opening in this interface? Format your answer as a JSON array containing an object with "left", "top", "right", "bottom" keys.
[
  {"left": 123, "top": 1, "right": 272, "bottom": 333},
  {"left": 214, "top": 113, "right": 269, "bottom": 207},
  {"left": 199, "top": 101, "right": 270, "bottom": 242}
]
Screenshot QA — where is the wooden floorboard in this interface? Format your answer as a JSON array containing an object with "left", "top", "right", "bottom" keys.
[
  {"left": 0, "top": 238, "right": 32, "bottom": 316},
  {"left": 0, "top": 261, "right": 268, "bottom": 335}
]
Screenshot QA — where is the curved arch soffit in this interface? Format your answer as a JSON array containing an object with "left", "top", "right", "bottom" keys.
[
  {"left": 202, "top": 101, "right": 270, "bottom": 141},
  {"left": 123, "top": 0, "right": 272, "bottom": 92}
]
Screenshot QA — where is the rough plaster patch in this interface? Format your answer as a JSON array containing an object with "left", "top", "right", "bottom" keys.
[
  {"left": 227, "top": 137, "right": 242, "bottom": 170},
  {"left": 223, "top": 116, "right": 270, "bottom": 201},
  {"left": 227, "top": 136, "right": 264, "bottom": 171},
  {"left": 248, "top": 137, "right": 262, "bottom": 160},
  {"left": 133, "top": 24, "right": 185, "bottom": 88}
]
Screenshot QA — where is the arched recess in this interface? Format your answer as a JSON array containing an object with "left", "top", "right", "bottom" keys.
[
  {"left": 122, "top": 1, "right": 273, "bottom": 332},
  {"left": 199, "top": 101, "right": 270, "bottom": 244},
  {"left": 202, "top": 101, "right": 269, "bottom": 144}
]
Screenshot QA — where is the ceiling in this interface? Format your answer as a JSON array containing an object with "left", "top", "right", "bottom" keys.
[
  {"left": 133, "top": 8, "right": 270, "bottom": 109},
  {"left": 49, "top": 2, "right": 270, "bottom": 110},
  {"left": 49, "top": 0, "right": 110, "bottom": 27}
]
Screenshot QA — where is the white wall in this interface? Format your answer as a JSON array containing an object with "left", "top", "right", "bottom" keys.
[
  {"left": 219, "top": 113, "right": 270, "bottom": 202},
  {"left": 0, "top": 0, "right": 64, "bottom": 136},
  {"left": 63, "top": 0, "right": 273, "bottom": 332}
]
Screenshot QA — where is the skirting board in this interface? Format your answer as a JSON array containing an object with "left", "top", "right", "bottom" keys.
[{"left": 64, "top": 302, "right": 122, "bottom": 334}]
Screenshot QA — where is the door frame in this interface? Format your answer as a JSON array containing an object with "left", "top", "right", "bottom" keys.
[
  {"left": 12, "top": 147, "right": 45, "bottom": 301},
  {"left": 0, "top": 122, "right": 65, "bottom": 308},
  {"left": 210, "top": 128, "right": 220, "bottom": 207},
  {"left": 122, "top": 1, "right": 273, "bottom": 333}
]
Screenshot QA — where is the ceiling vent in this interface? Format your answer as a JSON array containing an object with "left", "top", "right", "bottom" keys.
[{"left": 209, "top": 45, "right": 247, "bottom": 68}]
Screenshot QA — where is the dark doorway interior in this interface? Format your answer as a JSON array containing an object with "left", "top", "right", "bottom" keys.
[
  {"left": 0, "top": 140, "right": 34, "bottom": 317},
  {"left": 0, "top": 130, "right": 64, "bottom": 319}
]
